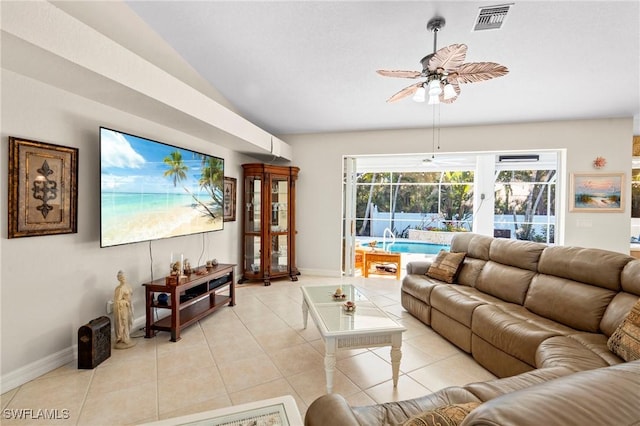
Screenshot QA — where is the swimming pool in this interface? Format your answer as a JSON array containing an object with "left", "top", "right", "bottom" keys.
[{"left": 370, "top": 240, "right": 449, "bottom": 254}]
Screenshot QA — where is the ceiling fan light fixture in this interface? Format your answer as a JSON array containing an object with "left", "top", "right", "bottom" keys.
[
  {"left": 412, "top": 85, "right": 426, "bottom": 102},
  {"left": 428, "top": 94, "right": 440, "bottom": 105},
  {"left": 443, "top": 82, "right": 457, "bottom": 99},
  {"left": 428, "top": 79, "right": 442, "bottom": 96}
]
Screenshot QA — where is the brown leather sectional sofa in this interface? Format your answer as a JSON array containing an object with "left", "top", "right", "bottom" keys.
[{"left": 305, "top": 234, "right": 640, "bottom": 425}]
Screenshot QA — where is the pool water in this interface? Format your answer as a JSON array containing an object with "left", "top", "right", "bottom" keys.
[{"left": 373, "top": 241, "right": 449, "bottom": 254}]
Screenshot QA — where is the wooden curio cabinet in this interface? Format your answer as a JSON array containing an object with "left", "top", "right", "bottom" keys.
[{"left": 239, "top": 164, "right": 300, "bottom": 286}]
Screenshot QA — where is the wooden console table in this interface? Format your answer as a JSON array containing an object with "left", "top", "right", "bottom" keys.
[
  {"left": 363, "top": 251, "right": 401, "bottom": 279},
  {"left": 143, "top": 264, "right": 235, "bottom": 342}
]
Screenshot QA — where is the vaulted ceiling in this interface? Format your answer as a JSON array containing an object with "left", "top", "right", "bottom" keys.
[{"left": 123, "top": 1, "right": 640, "bottom": 136}]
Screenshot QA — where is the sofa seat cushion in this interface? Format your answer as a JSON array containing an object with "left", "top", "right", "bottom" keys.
[
  {"left": 402, "top": 274, "right": 444, "bottom": 303},
  {"left": 430, "top": 286, "right": 500, "bottom": 327},
  {"left": 472, "top": 304, "right": 574, "bottom": 366},
  {"left": 535, "top": 334, "right": 620, "bottom": 370}
]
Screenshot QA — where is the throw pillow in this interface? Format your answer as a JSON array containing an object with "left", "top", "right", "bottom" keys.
[
  {"left": 426, "top": 250, "right": 466, "bottom": 284},
  {"left": 402, "top": 402, "right": 481, "bottom": 426},
  {"left": 607, "top": 298, "right": 640, "bottom": 362}
]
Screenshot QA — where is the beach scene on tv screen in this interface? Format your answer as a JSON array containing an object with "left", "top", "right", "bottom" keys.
[{"left": 100, "top": 128, "right": 224, "bottom": 247}]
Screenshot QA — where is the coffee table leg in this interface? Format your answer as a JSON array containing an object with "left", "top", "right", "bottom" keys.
[
  {"left": 324, "top": 338, "right": 337, "bottom": 393},
  {"left": 302, "top": 300, "right": 308, "bottom": 329},
  {"left": 390, "top": 333, "right": 402, "bottom": 388}
]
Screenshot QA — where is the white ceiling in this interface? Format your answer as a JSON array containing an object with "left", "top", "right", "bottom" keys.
[{"left": 124, "top": 1, "right": 640, "bottom": 136}]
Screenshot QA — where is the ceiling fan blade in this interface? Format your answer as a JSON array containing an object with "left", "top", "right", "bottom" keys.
[
  {"left": 450, "top": 62, "right": 509, "bottom": 84},
  {"left": 376, "top": 70, "right": 422, "bottom": 79},
  {"left": 386, "top": 82, "right": 423, "bottom": 103},
  {"left": 427, "top": 44, "right": 467, "bottom": 71}
]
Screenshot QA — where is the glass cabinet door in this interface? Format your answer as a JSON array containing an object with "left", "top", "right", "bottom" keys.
[
  {"left": 245, "top": 176, "right": 261, "bottom": 232},
  {"left": 270, "top": 177, "right": 289, "bottom": 233},
  {"left": 270, "top": 234, "right": 288, "bottom": 273},
  {"left": 269, "top": 176, "right": 289, "bottom": 275},
  {"left": 244, "top": 235, "right": 261, "bottom": 275}
]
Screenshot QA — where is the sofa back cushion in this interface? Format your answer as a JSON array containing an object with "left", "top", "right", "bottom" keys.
[
  {"left": 457, "top": 258, "right": 486, "bottom": 287},
  {"left": 525, "top": 274, "right": 616, "bottom": 332},
  {"left": 450, "top": 233, "right": 492, "bottom": 288},
  {"left": 601, "top": 292, "right": 640, "bottom": 336},
  {"left": 471, "top": 238, "right": 544, "bottom": 304},
  {"left": 607, "top": 298, "right": 640, "bottom": 361},
  {"left": 621, "top": 260, "right": 640, "bottom": 296},
  {"left": 475, "top": 262, "right": 536, "bottom": 305},
  {"left": 451, "top": 233, "right": 492, "bottom": 261},
  {"left": 489, "top": 238, "right": 546, "bottom": 271},
  {"left": 538, "top": 246, "right": 632, "bottom": 291}
]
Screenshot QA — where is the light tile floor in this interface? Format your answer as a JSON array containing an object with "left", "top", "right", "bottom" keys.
[{"left": 1, "top": 273, "right": 495, "bottom": 425}]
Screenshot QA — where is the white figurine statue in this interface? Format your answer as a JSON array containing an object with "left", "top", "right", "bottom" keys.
[{"left": 113, "top": 270, "right": 136, "bottom": 349}]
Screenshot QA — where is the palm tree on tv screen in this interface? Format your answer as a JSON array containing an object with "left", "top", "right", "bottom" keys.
[{"left": 163, "top": 150, "right": 219, "bottom": 219}]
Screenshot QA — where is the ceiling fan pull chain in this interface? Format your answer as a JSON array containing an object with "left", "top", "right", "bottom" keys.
[{"left": 437, "top": 104, "right": 442, "bottom": 150}]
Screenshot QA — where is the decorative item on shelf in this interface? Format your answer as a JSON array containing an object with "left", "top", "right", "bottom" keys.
[
  {"left": 183, "top": 259, "right": 193, "bottom": 275},
  {"left": 593, "top": 156, "right": 607, "bottom": 169},
  {"left": 205, "top": 259, "right": 219, "bottom": 271},
  {"left": 157, "top": 293, "right": 169, "bottom": 305},
  {"left": 343, "top": 300, "right": 356, "bottom": 313},
  {"left": 166, "top": 261, "right": 187, "bottom": 285},
  {"left": 368, "top": 240, "right": 378, "bottom": 251}
]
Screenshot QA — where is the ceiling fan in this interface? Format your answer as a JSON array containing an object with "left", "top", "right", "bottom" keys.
[{"left": 377, "top": 17, "right": 509, "bottom": 104}]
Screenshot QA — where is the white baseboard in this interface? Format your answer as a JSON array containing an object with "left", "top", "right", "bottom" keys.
[
  {"left": 0, "top": 315, "right": 147, "bottom": 394},
  {"left": 297, "top": 268, "right": 342, "bottom": 277},
  {"left": 1, "top": 346, "right": 75, "bottom": 394}
]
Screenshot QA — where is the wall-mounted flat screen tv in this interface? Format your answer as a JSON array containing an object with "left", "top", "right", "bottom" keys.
[{"left": 100, "top": 127, "right": 224, "bottom": 247}]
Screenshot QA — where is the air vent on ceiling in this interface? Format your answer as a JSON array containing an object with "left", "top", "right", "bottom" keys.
[{"left": 473, "top": 4, "right": 513, "bottom": 31}]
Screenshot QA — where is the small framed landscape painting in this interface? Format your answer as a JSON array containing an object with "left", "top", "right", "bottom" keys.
[{"left": 570, "top": 172, "right": 624, "bottom": 212}]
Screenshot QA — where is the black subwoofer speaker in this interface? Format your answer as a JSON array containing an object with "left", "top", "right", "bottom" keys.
[{"left": 77, "top": 316, "right": 111, "bottom": 369}]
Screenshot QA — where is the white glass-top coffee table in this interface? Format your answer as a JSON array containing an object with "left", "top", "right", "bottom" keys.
[{"left": 301, "top": 284, "right": 406, "bottom": 393}]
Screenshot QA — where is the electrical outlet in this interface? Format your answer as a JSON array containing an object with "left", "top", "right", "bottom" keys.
[{"left": 106, "top": 300, "right": 114, "bottom": 314}]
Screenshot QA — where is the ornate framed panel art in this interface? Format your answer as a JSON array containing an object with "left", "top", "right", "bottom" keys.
[
  {"left": 223, "top": 176, "right": 237, "bottom": 222},
  {"left": 569, "top": 172, "right": 624, "bottom": 212},
  {"left": 8, "top": 137, "right": 78, "bottom": 238}
]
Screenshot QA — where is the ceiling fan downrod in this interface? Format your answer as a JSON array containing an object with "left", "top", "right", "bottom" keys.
[{"left": 427, "top": 17, "right": 445, "bottom": 54}]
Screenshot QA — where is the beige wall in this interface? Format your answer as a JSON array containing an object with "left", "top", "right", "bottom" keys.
[
  {"left": 0, "top": 70, "right": 251, "bottom": 388},
  {"left": 284, "top": 118, "right": 634, "bottom": 275}
]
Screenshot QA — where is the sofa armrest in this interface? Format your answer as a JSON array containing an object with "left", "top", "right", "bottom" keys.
[
  {"left": 305, "top": 394, "right": 360, "bottom": 426},
  {"left": 406, "top": 261, "right": 432, "bottom": 275}
]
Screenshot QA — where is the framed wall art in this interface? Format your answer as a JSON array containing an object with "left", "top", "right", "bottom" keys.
[
  {"left": 223, "top": 176, "right": 237, "bottom": 222},
  {"left": 8, "top": 136, "right": 78, "bottom": 238},
  {"left": 569, "top": 172, "right": 624, "bottom": 212}
]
